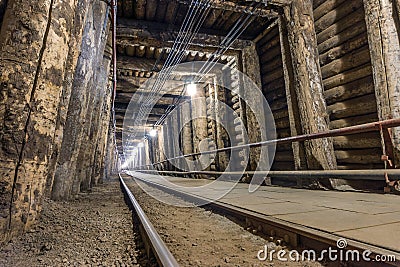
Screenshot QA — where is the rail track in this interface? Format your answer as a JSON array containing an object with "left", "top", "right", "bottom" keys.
[
  {"left": 119, "top": 173, "right": 179, "bottom": 267},
  {"left": 121, "top": 172, "right": 400, "bottom": 267}
]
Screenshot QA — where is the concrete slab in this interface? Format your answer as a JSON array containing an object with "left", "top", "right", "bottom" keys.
[
  {"left": 275, "top": 210, "right": 400, "bottom": 233},
  {"left": 336, "top": 222, "right": 400, "bottom": 252}
]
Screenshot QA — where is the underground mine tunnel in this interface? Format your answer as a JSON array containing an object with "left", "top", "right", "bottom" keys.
[{"left": 0, "top": 0, "right": 400, "bottom": 266}]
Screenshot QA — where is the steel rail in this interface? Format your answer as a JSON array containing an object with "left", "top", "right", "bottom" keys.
[
  {"left": 134, "top": 118, "right": 400, "bottom": 168},
  {"left": 119, "top": 174, "right": 179, "bottom": 267},
  {"left": 129, "top": 173, "right": 400, "bottom": 266}
]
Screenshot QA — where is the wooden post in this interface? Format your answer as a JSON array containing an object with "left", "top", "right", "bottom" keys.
[
  {"left": 52, "top": 2, "right": 109, "bottom": 200},
  {"left": 180, "top": 101, "right": 194, "bottom": 172},
  {"left": 191, "top": 86, "right": 209, "bottom": 178},
  {"left": 241, "top": 44, "right": 268, "bottom": 173},
  {"left": 171, "top": 110, "right": 181, "bottom": 171},
  {"left": 283, "top": 0, "right": 345, "bottom": 189},
  {"left": 363, "top": 0, "right": 400, "bottom": 167},
  {"left": 215, "top": 81, "right": 230, "bottom": 172},
  {"left": 0, "top": 0, "right": 80, "bottom": 243},
  {"left": 278, "top": 16, "right": 308, "bottom": 176}
]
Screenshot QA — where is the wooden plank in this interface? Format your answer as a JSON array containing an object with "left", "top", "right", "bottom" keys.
[
  {"left": 317, "top": 19, "right": 367, "bottom": 54},
  {"left": 327, "top": 93, "right": 377, "bottom": 120},
  {"left": 324, "top": 76, "right": 374, "bottom": 105},
  {"left": 333, "top": 132, "right": 382, "bottom": 149},
  {"left": 134, "top": 0, "right": 146, "bottom": 19},
  {"left": 314, "top": 0, "right": 364, "bottom": 33},
  {"left": 319, "top": 33, "right": 369, "bottom": 66},
  {"left": 323, "top": 64, "right": 372, "bottom": 90},
  {"left": 321, "top": 46, "right": 371, "bottom": 79},
  {"left": 317, "top": 7, "right": 365, "bottom": 45},
  {"left": 335, "top": 148, "right": 382, "bottom": 164},
  {"left": 313, "top": 0, "right": 346, "bottom": 21},
  {"left": 329, "top": 113, "right": 377, "bottom": 129}
]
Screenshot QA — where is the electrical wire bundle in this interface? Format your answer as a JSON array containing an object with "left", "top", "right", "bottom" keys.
[
  {"left": 130, "top": 0, "right": 213, "bottom": 133},
  {"left": 153, "top": 1, "right": 262, "bottom": 126}
]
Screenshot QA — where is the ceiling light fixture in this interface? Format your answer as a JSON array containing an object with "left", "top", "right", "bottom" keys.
[
  {"left": 187, "top": 82, "right": 197, "bottom": 96},
  {"left": 149, "top": 129, "right": 157, "bottom": 137}
]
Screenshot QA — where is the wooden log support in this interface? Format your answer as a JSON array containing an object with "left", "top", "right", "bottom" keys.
[
  {"left": 117, "top": 18, "right": 251, "bottom": 50},
  {"left": 279, "top": 17, "right": 307, "bottom": 176},
  {"left": 241, "top": 44, "right": 271, "bottom": 174},
  {"left": 180, "top": 101, "right": 194, "bottom": 172},
  {"left": 0, "top": 0, "right": 81, "bottom": 244},
  {"left": 93, "top": 79, "right": 113, "bottom": 184},
  {"left": 46, "top": 0, "right": 92, "bottom": 197},
  {"left": 191, "top": 87, "right": 209, "bottom": 177},
  {"left": 282, "top": 0, "right": 348, "bottom": 189},
  {"left": 363, "top": 0, "right": 400, "bottom": 167},
  {"left": 158, "top": 127, "right": 165, "bottom": 170},
  {"left": 51, "top": 3, "right": 109, "bottom": 201},
  {"left": 171, "top": 110, "right": 181, "bottom": 170},
  {"left": 80, "top": 53, "right": 112, "bottom": 190},
  {"left": 214, "top": 84, "right": 230, "bottom": 172}
]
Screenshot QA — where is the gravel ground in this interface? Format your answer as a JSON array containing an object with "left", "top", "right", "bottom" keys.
[
  {"left": 0, "top": 178, "right": 325, "bottom": 267},
  {"left": 127, "top": 178, "right": 323, "bottom": 267},
  {"left": 0, "top": 180, "right": 146, "bottom": 267}
]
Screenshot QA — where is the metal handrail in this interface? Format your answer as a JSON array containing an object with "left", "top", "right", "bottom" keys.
[
  {"left": 133, "top": 118, "right": 400, "bottom": 169},
  {"left": 119, "top": 174, "right": 179, "bottom": 267},
  {"left": 134, "top": 169, "right": 400, "bottom": 180}
]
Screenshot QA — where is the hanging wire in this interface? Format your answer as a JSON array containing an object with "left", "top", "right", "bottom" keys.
[
  {"left": 130, "top": 0, "right": 212, "bottom": 134},
  {"left": 152, "top": 2, "right": 261, "bottom": 126}
]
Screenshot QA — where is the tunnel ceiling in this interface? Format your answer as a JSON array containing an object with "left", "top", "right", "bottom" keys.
[{"left": 115, "top": 0, "right": 283, "bottom": 147}]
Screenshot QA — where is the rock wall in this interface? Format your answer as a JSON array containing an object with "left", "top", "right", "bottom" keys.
[{"left": 0, "top": 0, "right": 113, "bottom": 245}]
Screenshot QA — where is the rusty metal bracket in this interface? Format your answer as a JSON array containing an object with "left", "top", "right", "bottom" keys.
[{"left": 379, "top": 123, "right": 399, "bottom": 193}]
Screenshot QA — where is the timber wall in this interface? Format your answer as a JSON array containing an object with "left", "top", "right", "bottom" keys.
[
  {"left": 313, "top": 0, "right": 383, "bottom": 170},
  {"left": 256, "top": 26, "right": 295, "bottom": 171}
]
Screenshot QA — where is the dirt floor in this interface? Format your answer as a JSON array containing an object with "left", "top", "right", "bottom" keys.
[
  {"left": 0, "top": 180, "right": 146, "bottom": 267},
  {"left": 127, "top": 178, "right": 323, "bottom": 267}
]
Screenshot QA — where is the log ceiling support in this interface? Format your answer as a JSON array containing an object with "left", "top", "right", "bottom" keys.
[
  {"left": 282, "top": 0, "right": 347, "bottom": 190},
  {"left": 117, "top": 19, "right": 252, "bottom": 50},
  {"left": 363, "top": 0, "right": 400, "bottom": 167},
  {"left": 176, "top": 0, "right": 291, "bottom": 11}
]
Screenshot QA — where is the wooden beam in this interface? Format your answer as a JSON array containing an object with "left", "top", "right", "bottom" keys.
[
  {"left": 176, "top": 0, "right": 286, "bottom": 13},
  {"left": 116, "top": 117, "right": 160, "bottom": 126},
  {"left": 116, "top": 91, "right": 188, "bottom": 100},
  {"left": 117, "top": 18, "right": 252, "bottom": 48},
  {"left": 283, "top": 0, "right": 346, "bottom": 190},
  {"left": 363, "top": 0, "right": 400, "bottom": 166},
  {"left": 116, "top": 89, "right": 191, "bottom": 104},
  {"left": 116, "top": 56, "right": 224, "bottom": 77}
]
